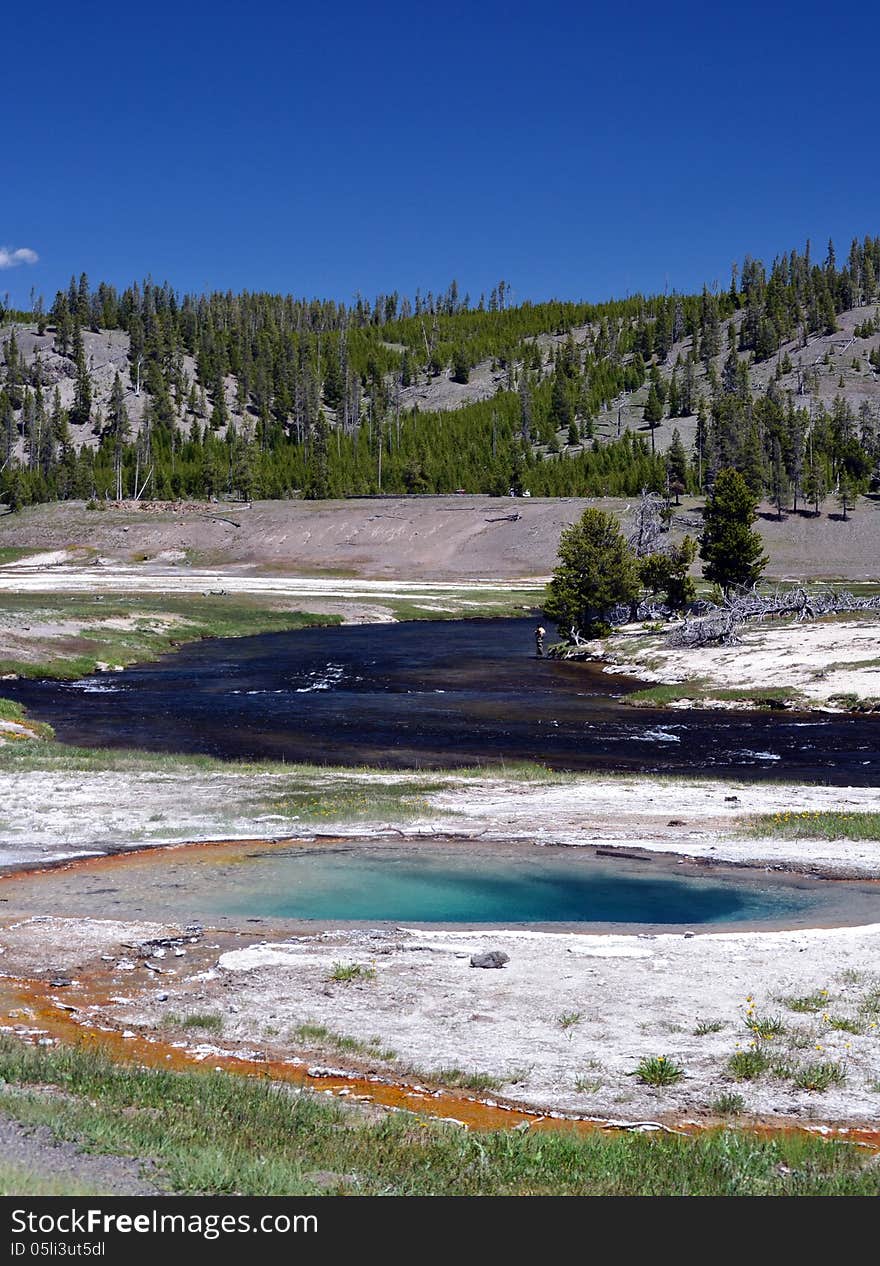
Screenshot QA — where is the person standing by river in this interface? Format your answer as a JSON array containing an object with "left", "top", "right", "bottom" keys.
[{"left": 535, "top": 624, "right": 546, "bottom": 657}]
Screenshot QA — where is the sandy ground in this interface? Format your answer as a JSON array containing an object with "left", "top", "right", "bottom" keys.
[
  {"left": 597, "top": 615, "right": 880, "bottom": 709},
  {"left": 2, "top": 495, "right": 879, "bottom": 582}
]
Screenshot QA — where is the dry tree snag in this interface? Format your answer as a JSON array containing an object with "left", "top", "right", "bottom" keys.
[{"left": 670, "top": 588, "right": 880, "bottom": 647}]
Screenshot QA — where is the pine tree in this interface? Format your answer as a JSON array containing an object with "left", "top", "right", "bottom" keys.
[
  {"left": 321, "top": 342, "right": 344, "bottom": 409},
  {"left": 770, "top": 438, "right": 787, "bottom": 519},
  {"left": 639, "top": 536, "right": 697, "bottom": 610},
  {"left": 741, "top": 422, "right": 766, "bottom": 497},
  {"left": 665, "top": 428, "right": 689, "bottom": 501},
  {"left": 69, "top": 322, "right": 92, "bottom": 427},
  {"left": 401, "top": 348, "right": 413, "bottom": 388},
  {"left": 550, "top": 367, "right": 573, "bottom": 430},
  {"left": 544, "top": 508, "right": 641, "bottom": 637},
  {"left": 518, "top": 375, "right": 533, "bottom": 444},
  {"left": 802, "top": 461, "right": 826, "bottom": 516},
  {"left": 0, "top": 389, "right": 15, "bottom": 464},
  {"left": 699, "top": 467, "right": 767, "bottom": 593},
  {"left": 643, "top": 384, "right": 663, "bottom": 454},
  {"left": 305, "top": 410, "right": 331, "bottom": 499},
  {"left": 837, "top": 472, "right": 854, "bottom": 520},
  {"left": 451, "top": 346, "right": 470, "bottom": 384},
  {"left": 108, "top": 373, "right": 130, "bottom": 499}
]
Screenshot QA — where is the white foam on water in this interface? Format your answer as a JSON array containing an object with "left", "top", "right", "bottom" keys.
[{"left": 293, "top": 664, "right": 346, "bottom": 693}]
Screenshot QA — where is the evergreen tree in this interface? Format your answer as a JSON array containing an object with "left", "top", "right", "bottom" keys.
[
  {"left": 643, "top": 384, "right": 663, "bottom": 454},
  {"left": 401, "top": 348, "right": 413, "bottom": 388},
  {"left": 305, "top": 410, "right": 331, "bottom": 499},
  {"left": 108, "top": 373, "right": 130, "bottom": 499},
  {"left": 666, "top": 427, "right": 689, "bottom": 500},
  {"left": 837, "top": 472, "right": 854, "bottom": 520},
  {"left": 639, "top": 536, "right": 697, "bottom": 611},
  {"left": 741, "top": 422, "right": 766, "bottom": 497},
  {"left": 544, "top": 508, "right": 641, "bottom": 638},
  {"left": 69, "top": 322, "right": 92, "bottom": 427},
  {"left": 451, "top": 346, "right": 470, "bottom": 384},
  {"left": 770, "top": 438, "right": 787, "bottom": 519},
  {"left": 549, "top": 367, "right": 573, "bottom": 430},
  {"left": 802, "top": 460, "right": 826, "bottom": 516},
  {"left": 0, "top": 389, "right": 15, "bottom": 464},
  {"left": 699, "top": 467, "right": 767, "bottom": 593}
]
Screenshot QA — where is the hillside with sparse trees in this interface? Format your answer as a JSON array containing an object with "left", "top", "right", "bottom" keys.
[{"left": 2, "top": 237, "right": 879, "bottom": 512}]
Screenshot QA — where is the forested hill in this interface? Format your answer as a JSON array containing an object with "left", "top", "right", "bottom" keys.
[{"left": 1, "top": 237, "right": 880, "bottom": 511}]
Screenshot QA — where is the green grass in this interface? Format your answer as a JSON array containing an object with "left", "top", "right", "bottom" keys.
[
  {"left": 557, "top": 1010, "right": 584, "bottom": 1032},
  {"left": 789, "top": 1061, "right": 848, "bottom": 1092},
  {"left": 693, "top": 1018, "right": 726, "bottom": 1036},
  {"left": 414, "top": 1067, "right": 505, "bottom": 1093},
  {"left": 712, "top": 1092, "right": 745, "bottom": 1116},
  {"left": 0, "top": 546, "right": 43, "bottom": 565},
  {"left": 0, "top": 594, "right": 342, "bottom": 680},
  {"left": 743, "top": 1013, "right": 786, "bottom": 1040},
  {"left": 385, "top": 590, "right": 543, "bottom": 623},
  {"left": 728, "top": 1048, "right": 772, "bottom": 1081},
  {"left": 291, "top": 1024, "right": 396, "bottom": 1062},
  {"left": 328, "top": 962, "right": 377, "bottom": 984},
  {"left": 0, "top": 698, "right": 29, "bottom": 723},
  {"left": 0, "top": 697, "right": 54, "bottom": 739},
  {"left": 574, "top": 1074, "right": 603, "bottom": 1093},
  {"left": 0, "top": 725, "right": 567, "bottom": 778},
  {"left": 626, "top": 681, "right": 804, "bottom": 709},
  {"left": 168, "top": 1013, "right": 224, "bottom": 1034},
  {"left": 0, "top": 1039, "right": 877, "bottom": 1195},
  {"left": 782, "top": 992, "right": 832, "bottom": 1014},
  {"left": 633, "top": 1055, "right": 684, "bottom": 1086},
  {"left": 826, "top": 1016, "right": 864, "bottom": 1035},
  {"left": 0, "top": 1162, "right": 107, "bottom": 1197},
  {"left": 751, "top": 811, "right": 880, "bottom": 841}
]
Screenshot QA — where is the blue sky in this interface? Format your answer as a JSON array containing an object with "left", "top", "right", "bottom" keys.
[{"left": 4, "top": 0, "right": 878, "bottom": 310}]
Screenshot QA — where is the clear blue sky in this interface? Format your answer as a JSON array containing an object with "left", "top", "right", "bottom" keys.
[{"left": 4, "top": 0, "right": 878, "bottom": 310}]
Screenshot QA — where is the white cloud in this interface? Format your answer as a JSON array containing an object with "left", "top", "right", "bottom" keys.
[{"left": 0, "top": 246, "right": 39, "bottom": 269}]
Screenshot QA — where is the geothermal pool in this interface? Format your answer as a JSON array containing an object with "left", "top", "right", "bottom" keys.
[{"left": 6, "top": 839, "right": 879, "bottom": 931}]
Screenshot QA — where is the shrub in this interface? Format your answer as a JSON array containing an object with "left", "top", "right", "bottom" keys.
[
  {"left": 727, "top": 1048, "right": 771, "bottom": 1080},
  {"left": 633, "top": 1055, "right": 684, "bottom": 1086}
]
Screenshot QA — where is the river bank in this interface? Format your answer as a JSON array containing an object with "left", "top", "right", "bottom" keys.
[{"left": 558, "top": 613, "right": 880, "bottom": 713}]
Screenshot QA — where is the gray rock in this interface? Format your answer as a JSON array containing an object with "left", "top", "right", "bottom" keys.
[{"left": 469, "top": 950, "right": 509, "bottom": 969}]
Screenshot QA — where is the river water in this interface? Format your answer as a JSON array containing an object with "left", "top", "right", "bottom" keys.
[{"left": 5, "top": 618, "right": 880, "bottom": 781}]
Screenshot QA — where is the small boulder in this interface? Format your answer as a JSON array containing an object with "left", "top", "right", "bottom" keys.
[{"left": 469, "top": 950, "right": 509, "bottom": 969}]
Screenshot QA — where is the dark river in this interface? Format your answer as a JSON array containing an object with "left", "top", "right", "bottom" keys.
[{"left": 5, "top": 617, "right": 880, "bottom": 780}]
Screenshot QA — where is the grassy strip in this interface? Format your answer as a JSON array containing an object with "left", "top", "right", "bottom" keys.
[
  {"left": 0, "top": 737, "right": 564, "bottom": 782},
  {"left": 0, "top": 697, "right": 55, "bottom": 740},
  {"left": 624, "top": 682, "right": 806, "bottom": 709},
  {"left": 750, "top": 811, "right": 880, "bottom": 841},
  {"left": 0, "top": 546, "right": 43, "bottom": 565},
  {"left": 384, "top": 592, "right": 542, "bottom": 622},
  {"left": 0, "top": 1039, "right": 877, "bottom": 1196},
  {"left": 0, "top": 739, "right": 569, "bottom": 828},
  {"left": 0, "top": 596, "right": 342, "bottom": 680}
]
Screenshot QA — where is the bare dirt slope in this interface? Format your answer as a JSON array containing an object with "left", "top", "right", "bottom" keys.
[{"left": 1, "top": 495, "right": 878, "bottom": 581}]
